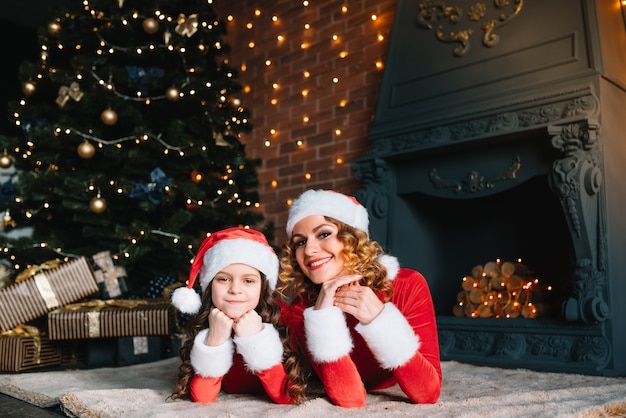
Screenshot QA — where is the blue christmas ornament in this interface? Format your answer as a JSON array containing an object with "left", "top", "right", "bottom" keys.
[{"left": 130, "top": 167, "right": 172, "bottom": 205}]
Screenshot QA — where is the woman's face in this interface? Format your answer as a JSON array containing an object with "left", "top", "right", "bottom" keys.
[
  {"left": 291, "top": 215, "right": 348, "bottom": 284},
  {"left": 211, "top": 263, "right": 262, "bottom": 319}
]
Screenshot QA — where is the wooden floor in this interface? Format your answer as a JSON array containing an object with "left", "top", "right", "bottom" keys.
[{"left": 0, "top": 393, "right": 65, "bottom": 417}]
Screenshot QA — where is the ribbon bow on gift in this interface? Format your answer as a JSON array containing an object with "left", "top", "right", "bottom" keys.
[
  {"left": 56, "top": 81, "right": 84, "bottom": 108},
  {"left": 129, "top": 167, "right": 172, "bottom": 205},
  {"left": 62, "top": 299, "right": 149, "bottom": 339},
  {"left": 64, "top": 299, "right": 148, "bottom": 311},
  {"left": 1, "top": 325, "right": 42, "bottom": 364},
  {"left": 175, "top": 13, "right": 199, "bottom": 37},
  {"left": 15, "top": 259, "right": 62, "bottom": 283}
]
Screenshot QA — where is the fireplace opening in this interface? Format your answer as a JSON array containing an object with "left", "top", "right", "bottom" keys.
[{"left": 401, "top": 174, "right": 574, "bottom": 319}]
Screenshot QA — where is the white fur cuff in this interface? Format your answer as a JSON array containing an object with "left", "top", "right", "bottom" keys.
[
  {"left": 304, "top": 306, "right": 353, "bottom": 363},
  {"left": 234, "top": 323, "right": 284, "bottom": 373},
  {"left": 355, "top": 303, "right": 420, "bottom": 369},
  {"left": 189, "top": 329, "right": 234, "bottom": 377}
]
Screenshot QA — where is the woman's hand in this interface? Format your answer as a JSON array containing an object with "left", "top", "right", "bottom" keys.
[
  {"left": 206, "top": 307, "right": 234, "bottom": 346},
  {"left": 314, "top": 274, "right": 362, "bottom": 310},
  {"left": 233, "top": 309, "right": 263, "bottom": 338},
  {"left": 334, "top": 281, "right": 384, "bottom": 325}
]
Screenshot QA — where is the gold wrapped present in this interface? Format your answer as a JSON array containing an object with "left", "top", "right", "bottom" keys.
[
  {"left": 0, "top": 325, "right": 66, "bottom": 372},
  {"left": 47, "top": 300, "right": 175, "bottom": 340},
  {"left": 0, "top": 257, "right": 99, "bottom": 331}
]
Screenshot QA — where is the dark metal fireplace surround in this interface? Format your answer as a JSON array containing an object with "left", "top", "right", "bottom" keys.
[{"left": 353, "top": 0, "right": 626, "bottom": 376}]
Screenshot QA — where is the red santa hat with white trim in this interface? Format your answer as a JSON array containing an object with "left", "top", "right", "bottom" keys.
[
  {"left": 171, "top": 227, "right": 279, "bottom": 314},
  {"left": 286, "top": 189, "right": 400, "bottom": 280}
]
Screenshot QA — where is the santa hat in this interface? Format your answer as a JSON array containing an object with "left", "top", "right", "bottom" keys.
[
  {"left": 171, "top": 227, "right": 278, "bottom": 314},
  {"left": 286, "top": 189, "right": 370, "bottom": 238},
  {"left": 286, "top": 189, "right": 400, "bottom": 280}
]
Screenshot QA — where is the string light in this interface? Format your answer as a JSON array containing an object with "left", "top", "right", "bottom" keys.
[{"left": 217, "top": 3, "right": 390, "bottom": 217}]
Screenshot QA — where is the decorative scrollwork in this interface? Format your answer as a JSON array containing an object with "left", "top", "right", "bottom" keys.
[
  {"left": 430, "top": 154, "right": 521, "bottom": 193},
  {"left": 548, "top": 120, "right": 600, "bottom": 238},
  {"left": 494, "top": 333, "right": 525, "bottom": 358},
  {"left": 417, "top": 0, "right": 524, "bottom": 57}
]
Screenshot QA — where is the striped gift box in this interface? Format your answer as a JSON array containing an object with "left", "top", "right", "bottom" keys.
[
  {"left": 0, "top": 257, "right": 99, "bottom": 332},
  {"left": 0, "top": 325, "right": 64, "bottom": 372},
  {"left": 47, "top": 300, "right": 174, "bottom": 340}
]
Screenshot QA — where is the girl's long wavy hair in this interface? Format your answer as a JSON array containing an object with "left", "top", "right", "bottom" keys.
[
  {"left": 170, "top": 274, "right": 308, "bottom": 404},
  {"left": 276, "top": 217, "right": 394, "bottom": 305}
]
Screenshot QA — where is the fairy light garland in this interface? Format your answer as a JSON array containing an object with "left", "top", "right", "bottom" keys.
[
  {"left": 453, "top": 259, "right": 553, "bottom": 319},
  {"left": 1, "top": 0, "right": 262, "bottom": 275},
  {"left": 220, "top": 2, "right": 388, "bottom": 196}
]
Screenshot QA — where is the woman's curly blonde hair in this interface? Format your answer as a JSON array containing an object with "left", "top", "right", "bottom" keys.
[
  {"left": 276, "top": 217, "right": 393, "bottom": 305},
  {"left": 170, "top": 274, "right": 308, "bottom": 404}
]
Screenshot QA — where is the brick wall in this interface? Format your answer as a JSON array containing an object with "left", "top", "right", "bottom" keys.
[{"left": 213, "top": 0, "right": 397, "bottom": 244}]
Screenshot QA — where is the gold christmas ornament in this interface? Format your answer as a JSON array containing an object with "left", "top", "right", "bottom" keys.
[
  {"left": 100, "top": 108, "right": 118, "bottom": 126},
  {"left": 165, "top": 86, "right": 180, "bottom": 101},
  {"left": 56, "top": 82, "right": 84, "bottom": 108},
  {"left": 142, "top": 17, "right": 159, "bottom": 34},
  {"left": 175, "top": 13, "right": 199, "bottom": 37},
  {"left": 163, "top": 29, "right": 172, "bottom": 46},
  {"left": 47, "top": 21, "right": 62, "bottom": 36},
  {"left": 77, "top": 141, "right": 96, "bottom": 159},
  {"left": 2, "top": 210, "right": 16, "bottom": 230},
  {"left": 0, "top": 151, "right": 13, "bottom": 169},
  {"left": 22, "top": 81, "right": 37, "bottom": 96},
  {"left": 213, "top": 132, "right": 231, "bottom": 147},
  {"left": 90, "top": 195, "right": 107, "bottom": 214}
]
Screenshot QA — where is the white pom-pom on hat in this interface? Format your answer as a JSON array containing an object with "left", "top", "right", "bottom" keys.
[
  {"left": 286, "top": 189, "right": 369, "bottom": 237},
  {"left": 171, "top": 286, "right": 202, "bottom": 315},
  {"left": 171, "top": 227, "right": 278, "bottom": 315}
]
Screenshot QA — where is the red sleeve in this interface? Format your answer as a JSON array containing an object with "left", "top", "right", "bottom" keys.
[
  {"left": 255, "top": 363, "right": 293, "bottom": 404},
  {"left": 376, "top": 269, "right": 442, "bottom": 403},
  {"left": 282, "top": 299, "right": 367, "bottom": 407},
  {"left": 310, "top": 355, "right": 367, "bottom": 407},
  {"left": 189, "top": 374, "right": 222, "bottom": 403}
]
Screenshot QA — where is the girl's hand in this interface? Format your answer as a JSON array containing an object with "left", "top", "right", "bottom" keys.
[
  {"left": 334, "top": 281, "right": 384, "bottom": 325},
  {"left": 233, "top": 309, "right": 263, "bottom": 337},
  {"left": 206, "top": 307, "right": 234, "bottom": 346},
  {"left": 315, "top": 274, "right": 362, "bottom": 310}
]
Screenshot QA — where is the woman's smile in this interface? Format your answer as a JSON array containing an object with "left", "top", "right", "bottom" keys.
[{"left": 292, "top": 215, "right": 348, "bottom": 284}]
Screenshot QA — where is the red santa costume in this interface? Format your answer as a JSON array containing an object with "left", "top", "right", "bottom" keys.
[
  {"left": 281, "top": 189, "right": 442, "bottom": 407},
  {"left": 171, "top": 227, "right": 292, "bottom": 404}
]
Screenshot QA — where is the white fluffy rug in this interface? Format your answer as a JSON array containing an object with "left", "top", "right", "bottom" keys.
[{"left": 1, "top": 358, "right": 626, "bottom": 417}]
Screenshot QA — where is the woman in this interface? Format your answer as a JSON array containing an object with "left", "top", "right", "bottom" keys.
[
  {"left": 170, "top": 227, "right": 307, "bottom": 404},
  {"left": 277, "top": 189, "right": 442, "bottom": 407}
]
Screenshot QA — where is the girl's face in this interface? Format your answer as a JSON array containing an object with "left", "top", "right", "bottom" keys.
[
  {"left": 211, "top": 263, "right": 262, "bottom": 319},
  {"left": 291, "top": 215, "right": 348, "bottom": 284}
]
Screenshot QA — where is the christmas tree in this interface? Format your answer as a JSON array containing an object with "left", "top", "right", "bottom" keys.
[{"left": 0, "top": 0, "right": 265, "bottom": 294}]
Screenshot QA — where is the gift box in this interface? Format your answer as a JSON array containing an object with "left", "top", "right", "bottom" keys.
[
  {"left": 47, "top": 300, "right": 175, "bottom": 340},
  {"left": 81, "top": 335, "right": 181, "bottom": 368},
  {"left": 0, "top": 325, "right": 66, "bottom": 372},
  {"left": 91, "top": 251, "right": 128, "bottom": 299},
  {"left": 0, "top": 257, "right": 99, "bottom": 332}
]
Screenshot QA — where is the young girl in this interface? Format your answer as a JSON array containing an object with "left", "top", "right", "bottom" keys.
[
  {"left": 278, "top": 189, "right": 442, "bottom": 407},
  {"left": 170, "top": 227, "right": 307, "bottom": 404}
]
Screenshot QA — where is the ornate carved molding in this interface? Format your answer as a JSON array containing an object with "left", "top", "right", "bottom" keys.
[
  {"left": 548, "top": 119, "right": 608, "bottom": 324},
  {"left": 353, "top": 158, "right": 392, "bottom": 220},
  {"left": 430, "top": 154, "right": 521, "bottom": 193},
  {"left": 439, "top": 327, "right": 611, "bottom": 371},
  {"left": 417, "top": 0, "right": 524, "bottom": 57},
  {"left": 369, "top": 93, "right": 599, "bottom": 158}
]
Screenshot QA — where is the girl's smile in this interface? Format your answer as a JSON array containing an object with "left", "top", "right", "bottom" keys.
[{"left": 211, "top": 263, "right": 262, "bottom": 319}]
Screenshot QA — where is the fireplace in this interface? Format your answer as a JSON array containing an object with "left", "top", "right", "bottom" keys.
[{"left": 352, "top": 0, "right": 626, "bottom": 376}]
